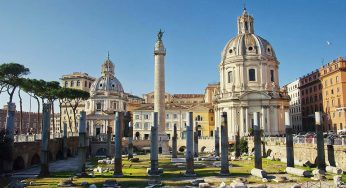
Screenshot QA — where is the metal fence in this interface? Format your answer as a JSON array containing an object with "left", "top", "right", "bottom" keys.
[
  {"left": 13, "top": 132, "right": 79, "bottom": 142},
  {"left": 248, "top": 136, "right": 346, "bottom": 146}
]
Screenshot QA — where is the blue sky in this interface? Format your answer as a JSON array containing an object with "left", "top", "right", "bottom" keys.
[{"left": 0, "top": 0, "right": 345, "bottom": 111}]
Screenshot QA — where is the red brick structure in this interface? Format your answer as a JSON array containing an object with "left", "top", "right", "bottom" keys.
[
  {"left": 0, "top": 108, "right": 42, "bottom": 134},
  {"left": 299, "top": 70, "right": 323, "bottom": 131}
]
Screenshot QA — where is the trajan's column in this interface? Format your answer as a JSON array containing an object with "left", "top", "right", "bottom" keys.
[{"left": 154, "top": 30, "right": 169, "bottom": 154}]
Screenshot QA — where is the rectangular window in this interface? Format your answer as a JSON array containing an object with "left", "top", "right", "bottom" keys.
[
  {"left": 249, "top": 68, "right": 256, "bottom": 81},
  {"left": 270, "top": 70, "right": 274, "bottom": 82},
  {"left": 227, "top": 71, "right": 233, "bottom": 83}
]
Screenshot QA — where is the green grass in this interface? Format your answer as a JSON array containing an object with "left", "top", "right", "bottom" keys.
[{"left": 21, "top": 155, "right": 345, "bottom": 187}]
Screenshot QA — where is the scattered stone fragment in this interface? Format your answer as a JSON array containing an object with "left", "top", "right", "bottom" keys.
[
  {"left": 219, "top": 181, "right": 227, "bottom": 188},
  {"left": 273, "top": 176, "right": 288, "bottom": 183},
  {"left": 191, "top": 178, "right": 205, "bottom": 186},
  {"left": 89, "top": 184, "right": 97, "bottom": 188},
  {"left": 291, "top": 184, "right": 301, "bottom": 188},
  {"left": 262, "top": 178, "right": 268, "bottom": 183},
  {"left": 129, "top": 157, "right": 140, "bottom": 162},
  {"left": 311, "top": 169, "right": 326, "bottom": 180},
  {"left": 250, "top": 168, "right": 267, "bottom": 178},
  {"left": 248, "top": 185, "right": 267, "bottom": 188},
  {"left": 199, "top": 183, "right": 211, "bottom": 188},
  {"left": 333, "top": 175, "right": 342, "bottom": 187},
  {"left": 286, "top": 167, "right": 312, "bottom": 177},
  {"left": 58, "top": 179, "right": 74, "bottom": 187},
  {"left": 326, "top": 165, "right": 343, "bottom": 174}
]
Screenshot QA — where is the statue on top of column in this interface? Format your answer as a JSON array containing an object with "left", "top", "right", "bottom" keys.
[{"left": 157, "top": 29, "right": 164, "bottom": 41}]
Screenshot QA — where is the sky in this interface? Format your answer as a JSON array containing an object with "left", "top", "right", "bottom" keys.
[{"left": 0, "top": 0, "right": 345, "bottom": 111}]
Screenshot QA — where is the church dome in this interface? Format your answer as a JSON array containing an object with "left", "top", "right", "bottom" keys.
[
  {"left": 90, "top": 56, "right": 124, "bottom": 95},
  {"left": 221, "top": 9, "right": 276, "bottom": 60}
]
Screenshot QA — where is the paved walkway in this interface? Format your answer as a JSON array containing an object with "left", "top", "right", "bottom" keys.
[{"left": 12, "top": 157, "right": 80, "bottom": 178}]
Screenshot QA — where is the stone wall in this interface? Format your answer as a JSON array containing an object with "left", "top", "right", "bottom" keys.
[{"left": 248, "top": 138, "right": 346, "bottom": 171}]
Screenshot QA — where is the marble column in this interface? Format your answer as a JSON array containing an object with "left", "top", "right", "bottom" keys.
[
  {"left": 107, "top": 126, "right": 112, "bottom": 158},
  {"left": 113, "top": 112, "right": 123, "bottom": 177},
  {"left": 128, "top": 122, "right": 133, "bottom": 159},
  {"left": 220, "top": 112, "right": 230, "bottom": 175},
  {"left": 315, "top": 112, "right": 326, "bottom": 171},
  {"left": 3, "top": 102, "right": 15, "bottom": 173},
  {"left": 245, "top": 108, "right": 249, "bottom": 135},
  {"left": 285, "top": 111, "right": 294, "bottom": 167},
  {"left": 185, "top": 112, "right": 195, "bottom": 176},
  {"left": 63, "top": 122, "right": 68, "bottom": 159},
  {"left": 78, "top": 111, "right": 87, "bottom": 176},
  {"left": 149, "top": 112, "right": 159, "bottom": 176},
  {"left": 240, "top": 107, "right": 245, "bottom": 136},
  {"left": 193, "top": 121, "right": 199, "bottom": 157},
  {"left": 40, "top": 103, "right": 51, "bottom": 177},
  {"left": 261, "top": 107, "right": 266, "bottom": 131},
  {"left": 253, "top": 112, "right": 262, "bottom": 169},
  {"left": 172, "top": 124, "right": 177, "bottom": 158},
  {"left": 214, "top": 127, "right": 220, "bottom": 157},
  {"left": 272, "top": 106, "right": 278, "bottom": 135},
  {"left": 267, "top": 107, "right": 271, "bottom": 135}
]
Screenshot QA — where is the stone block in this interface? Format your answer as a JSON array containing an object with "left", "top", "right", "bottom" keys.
[
  {"left": 219, "top": 181, "right": 227, "bottom": 188},
  {"left": 230, "top": 182, "right": 248, "bottom": 188},
  {"left": 191, "top": 179, "right": 205, "bottom": 186},
  {"left": 251, "top": 168, "right": 267, "bottom": 178},
  {"left": 326, "top": 165, "right": 343, "bottom": 174},
  {"left": 199, "top": 183, "right": 211, "bottom": 188},
  {"left": 171, "top": 158, "right": 186, "bottom": 163},
  {"left": 286, "top": 167, "right": 311, "bottom": 177}
]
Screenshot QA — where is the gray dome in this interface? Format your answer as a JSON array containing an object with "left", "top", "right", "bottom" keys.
[
  {"left": 90, "top": 57, "right": 124, "bottom": 95},
  {"left": 90, "top": 76, "right": 124, "bottom": 94},
  {"left": 221, "top": 33, "right": 276, "bottom": 59}
]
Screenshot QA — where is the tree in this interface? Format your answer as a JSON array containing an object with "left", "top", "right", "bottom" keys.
[
  {"left": 55, "top": 87, "right": 69, "bottom": 133},
  {"left": 65, "top": 88, "right": 89, "bottom": 132},
  {"left": 21, "top": 79, "right": 45, "bottom": 133},
  {"left": 44, "top": 81, "right": 61, "bottom": 136},
  {"left": 239, "top": 137, "right": 248, "bottom": 154},
  {"left": 0, "top": 63, "right": 30, "bottom": 103}
]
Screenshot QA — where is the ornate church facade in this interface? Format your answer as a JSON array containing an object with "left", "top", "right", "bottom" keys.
[
  {"left": 214, "top": 9, "right": 290, "bottom": 139},
  {"left": 85, "top": 56, "right": 128, "bottom": 136}
]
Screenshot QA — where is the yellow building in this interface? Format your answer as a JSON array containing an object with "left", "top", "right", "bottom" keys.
[
  {"left": 60, "top": 72, "right": 95, "bottom": 133},
  {"left": 320, "top": 57, "right": 346, "bottom": 132}
]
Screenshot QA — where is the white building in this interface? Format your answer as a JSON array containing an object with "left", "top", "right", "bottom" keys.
[
  {"left": 214, "top": 8, "right": 289, "bottom": 139},
  {"left": 284, "top": 79, "right": 302, "bottom": 131},
  {"left": 85, "top": 56, "right": 128, "bottom": 136}
]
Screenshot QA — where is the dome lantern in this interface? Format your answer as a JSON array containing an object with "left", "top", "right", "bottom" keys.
[{"left": 237, "top": 8, "right": 254, "bottom": 34}]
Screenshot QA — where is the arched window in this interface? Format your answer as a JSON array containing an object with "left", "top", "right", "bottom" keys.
[
  {"left": 227, "top": 71, "right": 233, "bottom": 83},
  {"left": 65, "top": 81, "right": 68, "bottom": 87},
  {"left": 249, "top": 69, "right": 256, "bottom": 81},
  {"left": 70, "top": 81, "right": 74, "bottom": 87},
  {"left": 270, "top": 70, "right": 274, "bottom": 82},
  {"left": 77, "top": 80, "right": 80, "bottom": 86}
]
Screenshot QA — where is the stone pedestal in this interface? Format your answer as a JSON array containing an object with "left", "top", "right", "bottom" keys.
[
  {"left": 113, "top": 112, "right": 123, "bottom": 177},
  {"left": 3, "top": 102, "right": 15, "bottom": 173},
  {"left": 78, "top": 111, "right": 87, "bottom": 176},
  {"left": 220, "top": 112, "right": 230, "bottom": 175},
  {"left": 253, "top": 112, "right": 262, "bottom": 170},
  {"left": 285, "top": 112, "right": 294, "bottom": 167},
  {"left": 149, "top": 112, "right": 159, "bottom": 176},
  {"left": 40, "top": 103, "right": 51, "bottom": 177},
  {"left": 185, "top": 112, "right": 196, "bottom": 176},
  {"left": 172, "top": 124, "right": 177, "bottom": 158},
  {"left": 128, "top": 122, "right": 133, "bottom": 159},
  {"left": 214, "top": 127, "right": 220, "bottom": 157},
  {"left": 315, "top": 112, "right": 326, "bottom": 171},
  {"left": 194, "top": 121, "right": 199, "bottom": 157}
]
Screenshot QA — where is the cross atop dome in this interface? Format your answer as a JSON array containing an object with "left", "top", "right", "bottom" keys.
[{"left": 237, "top": 8, "right": 254, "bottom": 34}]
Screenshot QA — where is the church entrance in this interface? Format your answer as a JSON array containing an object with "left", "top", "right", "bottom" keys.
[{"left": 96, "top": 127, "right": 101, "bottom": 136}]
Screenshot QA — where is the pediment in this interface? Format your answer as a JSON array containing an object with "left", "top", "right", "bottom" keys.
[{"left": 238, "top": 91, "right": 271, "bottom": 101}]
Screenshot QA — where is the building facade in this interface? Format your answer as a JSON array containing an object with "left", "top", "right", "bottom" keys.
[
  {"left": 299, "top": 70, "right": 322, "bottom": 132},
  {"left": 214, "top": 8, "right": 289, "bottom": 139},
  {"left": 283, "top": 79, "right": 302, "bottom": 132},
  {"left": 85, "top": 56, "right": 128, "bottom": 136},
  {"left": 320, "top": 57, "right": 346, "bottom": 132},
  {"left": 60, "top": 72, "right": 95, "bottom": 133},
  {"left": 132, "top": 103, "right": 214, "bottom": 140}
]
